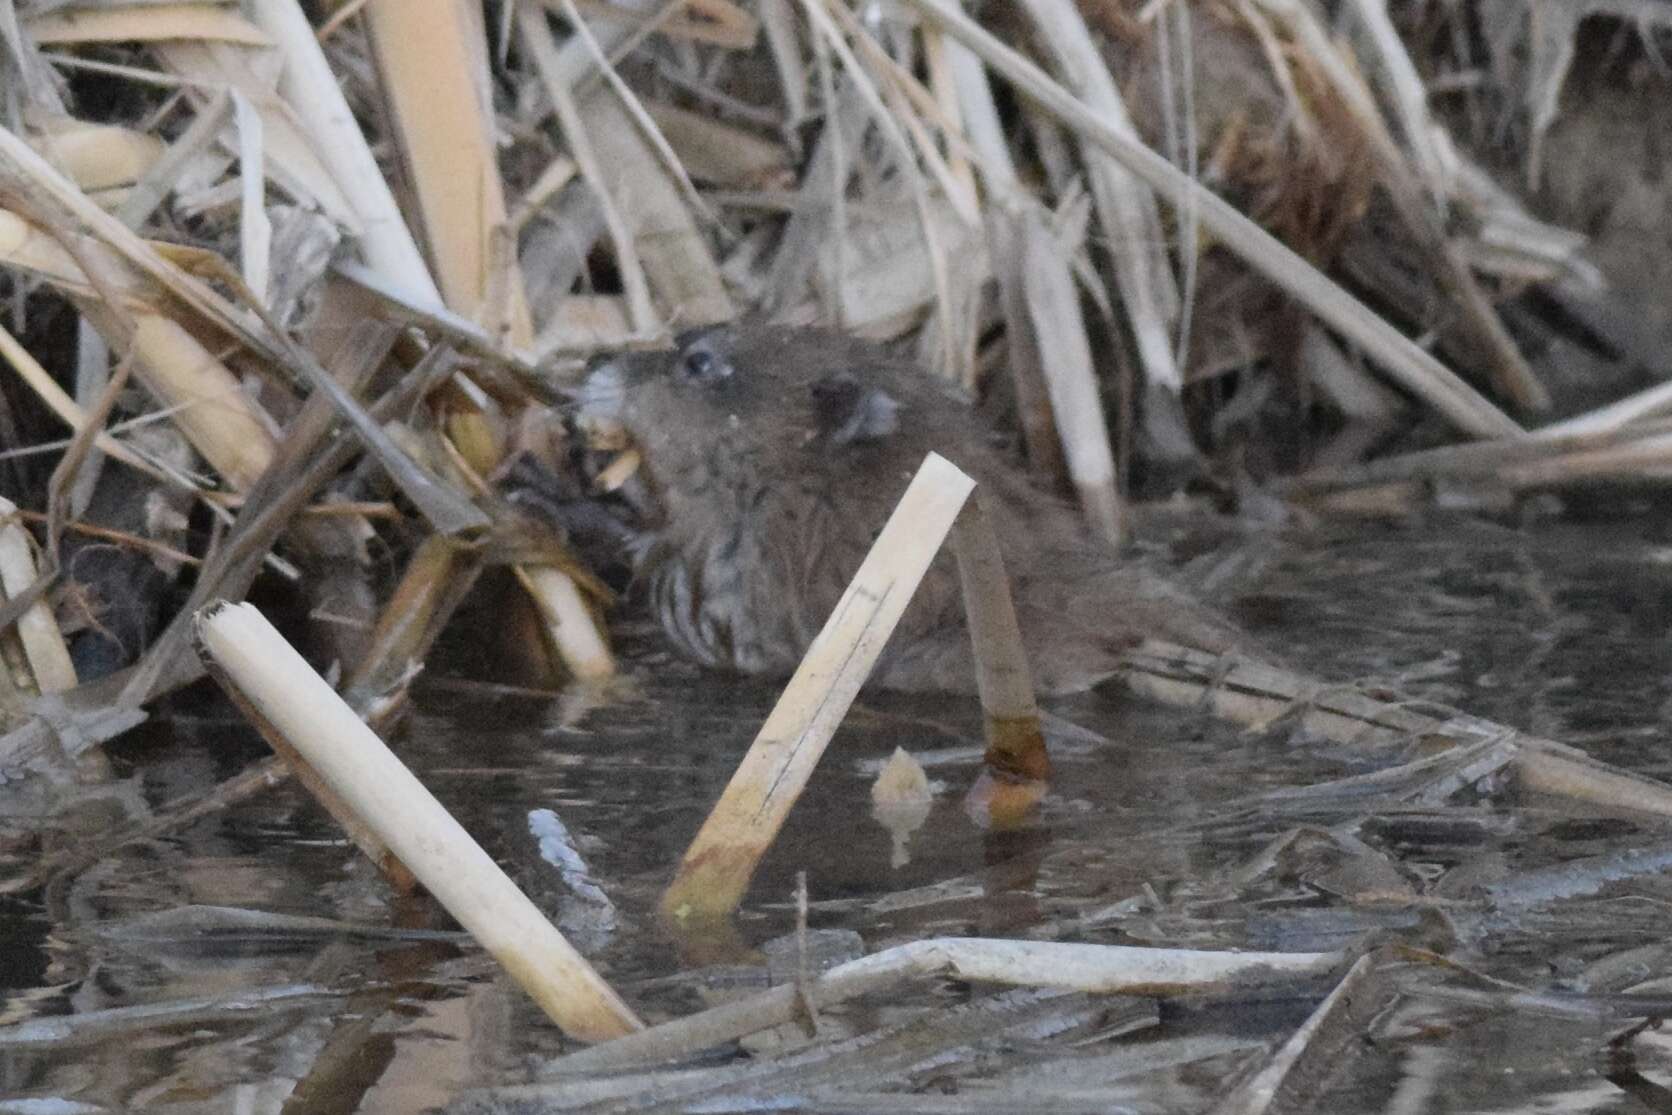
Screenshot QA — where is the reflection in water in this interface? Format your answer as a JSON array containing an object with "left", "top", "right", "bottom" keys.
[{"left": 6, "top": 516, "right": 1672, "bottom": 1110}]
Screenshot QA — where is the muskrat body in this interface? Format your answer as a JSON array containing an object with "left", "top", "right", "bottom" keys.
[{"left": 575, "top": 322, "right": 1256, "bottom": 694}]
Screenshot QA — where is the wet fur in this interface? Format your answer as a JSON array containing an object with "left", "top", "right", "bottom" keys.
[{"left": 579, "top": 322, "right": 1253, "bottom": 694}]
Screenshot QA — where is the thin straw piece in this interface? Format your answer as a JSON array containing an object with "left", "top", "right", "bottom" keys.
[
  {"left": 0, "top": 497, "right": 76, "bottom": 694},
  {"left": 0, "top": 319, "right": 173, "bottom": 484}
]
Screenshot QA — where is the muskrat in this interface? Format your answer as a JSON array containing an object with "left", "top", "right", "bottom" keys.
[{"left": 571, "top": 322, "right": 1259, "bottom": 695}]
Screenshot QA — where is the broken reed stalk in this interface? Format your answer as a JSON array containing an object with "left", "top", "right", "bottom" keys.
[
  {"left": 515, "top": 563, "right": 617, "bottom": 683},
  {"left": 662, "top": 454, "right": 1048, "bottom": 919},
  {"left": 554, "top": 936, "right": 1342, "bottom": 1072},
  {"left": 665, "top": 454, "right": 1051, "bottom": 922},
  {"left": 1019, "top": 211, "right": 1124, "bottom": 546},
  {"left": 342, "top": 534, "right": 485, "bottom": 725},
  {"left": 129, "top": 314, "right": 278, "bottom": 491},
  {"left": 1287, "top": 417, "right": 1672, "bottom": 498},
  {"left": 362, "top": 0, "right": 532, "bottom": 343},
  {"left": 662, "top": 454, "right": 977, "bottom": 920},
  {"left": 948, "top": 490, "right": 1048, "bottom": 783},
  {"left": 196, "top": 633, "right": 420, "bottom": 897},
  {"left": 194, "top": 601, "right": 642, "bottom": 1043},
  {"left": 1119, "top": 640, "right": 1672, "bottom": 819}
]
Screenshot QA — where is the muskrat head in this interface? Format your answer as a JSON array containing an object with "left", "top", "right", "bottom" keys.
[
  {"left": 575, "top": 323, "right": 905, "bottom": 494},
  {"left": 569, "top": 323, "right": 923, "bottom": 675}
]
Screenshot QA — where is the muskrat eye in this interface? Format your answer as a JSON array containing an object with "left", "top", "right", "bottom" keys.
[{"left": 677, "top": 341, "right": 730, "bottom": 384}]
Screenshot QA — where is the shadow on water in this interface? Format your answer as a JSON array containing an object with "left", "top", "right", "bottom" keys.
[{"left": 9, "top": 513, "right": 1672, "bottom": 1110}]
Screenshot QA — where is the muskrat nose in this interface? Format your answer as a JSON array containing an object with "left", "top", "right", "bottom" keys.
[{"left": 567, "top": 355, "right": 627, "bottom": 424}]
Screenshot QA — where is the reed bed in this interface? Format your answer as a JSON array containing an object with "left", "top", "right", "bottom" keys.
[
  {"left": 0, "top": 0, "right": 1657, "bottom": 736},
  {"left": 2, "top": 0, "right": 1672, "bottom": 1104}
]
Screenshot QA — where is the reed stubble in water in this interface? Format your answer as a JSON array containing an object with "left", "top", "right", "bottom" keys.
[{"left": 569, "top": 322, "right": 1261, "bottom": 695}]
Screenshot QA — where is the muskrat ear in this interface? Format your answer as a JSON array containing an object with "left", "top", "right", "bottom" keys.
[{"left": 812, "top": 374, "right": 900, "bottom": 444}]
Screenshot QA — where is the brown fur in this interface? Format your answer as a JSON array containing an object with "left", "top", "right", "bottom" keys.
[{"left": 578, "top": 323, "right": 1256, "bottom": 694}]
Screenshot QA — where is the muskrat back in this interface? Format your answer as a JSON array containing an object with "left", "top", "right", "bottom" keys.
[{"left": 576, "top": 322, "right": 1255, "bottom": 694}]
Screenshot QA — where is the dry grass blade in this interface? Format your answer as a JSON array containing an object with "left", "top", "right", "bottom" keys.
[
  {"left": 0, "top": 318, "right": 184, "bottom": 486},
  {"left": 1283, "top": 416, "right": 1672, "bottom": 497},
  {"left": 259, "top": 321, "right": 490, "bottom": 536},
  {"left": 987, "top": 212, "right": 1069, "bottom": 485},
  {"left": 24, "top": 4, "right": 274, "bottom": 47},
  {"left": 343, "top": 535, "right": 486, "bottom": 726},
  {"left": 0, "top": 205, "right": 149, "bottom": 305},
  {"left": 802, "top": 0, "right": 959, "bottom": 378},
  {"left": 115, "top": 89, "right": 232, "bottom": 229},
  {"left": 943, "top": 49, "right": 1072, "bottom": 482},
  {"left": 1020, "top": 211, "right": 1122, "bottom": 544},
  {"left": 1252, "top": 0, "right": 1547, "bottom": 413},
  {"left": 1538, "top": 380, "right": 1672, "bottom": 440},
  {"left": 517, "top": 2, "right": 656, "bottom": 333},
  {"left": 229, "top": 92, "right": 271, "bottom": 303},
  {"left": 1344, "top": 0, "right": 1448, "bottom": 198},
  {"left": 149, "top": 40, "right": 361, "bottom": 235},
  {"left": 328, "top": 260, "right": 545, "bottom": 384},
  {"left": 922, "top": 27, "right": 979, "bottom": 211},
  {"left": 525, "top": 4, "right": 733, "bottom": 329},
  {"left": 561, "top": 0, "right": 718, "bottom": 230}
]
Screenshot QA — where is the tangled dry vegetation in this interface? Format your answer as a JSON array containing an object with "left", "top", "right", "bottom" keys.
[
  {"left": 0, "top": 1, "right": 1668, "bottom": 855},
  {"left": 8, "top": 0, "right": 1672, "bottom": 1106},
  {"left": 3, "top": 0, "right": 1658, "bottom": 748}
]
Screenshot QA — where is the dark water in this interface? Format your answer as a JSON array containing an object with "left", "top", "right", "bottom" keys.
[{"left": 7, "top": 512, "right": 1672, "bottom": 1112}]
